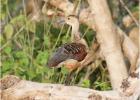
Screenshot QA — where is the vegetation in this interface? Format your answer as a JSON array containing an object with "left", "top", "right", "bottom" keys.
[{"left": 1, "top": 0, "right": 138, "bottom": 91}]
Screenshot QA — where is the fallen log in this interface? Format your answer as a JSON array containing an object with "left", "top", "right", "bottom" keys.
[{"left": 1, "top": 75, "right": 140, "bottom": 100}]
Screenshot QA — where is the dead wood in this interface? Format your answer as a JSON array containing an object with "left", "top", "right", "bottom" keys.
[{"left": 1, "top": 75, "right": 140, "bottom": 100}]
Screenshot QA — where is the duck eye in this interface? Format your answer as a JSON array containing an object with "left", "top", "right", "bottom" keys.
[{"left": 68, "top": 17, "right": 70, "bottom": 20}]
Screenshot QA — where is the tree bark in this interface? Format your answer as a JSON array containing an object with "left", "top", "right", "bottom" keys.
[{"left": 87, "top": 0, "right": 128, "bottom": 90}]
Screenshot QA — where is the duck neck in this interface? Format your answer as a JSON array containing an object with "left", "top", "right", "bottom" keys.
[{"left": 71, "top": 22, "right": 80, "bottom": 41}]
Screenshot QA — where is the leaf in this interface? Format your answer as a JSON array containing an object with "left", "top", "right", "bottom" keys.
[
  {"left": 44, "top": 36, "right": 50, "bottom": 47},
  {"left": 19, "top": 58, "right": 29, "bottom": 67},
  {"left": 81, "top": 79, "right": 90, "bottom": 88},
  {"left": 26, "top": 21, "right": 36, "bottom": 33},
  {"left": 36, "top": 51, "right": 49, "bottom": 65},
  {"left": 10, "top": 15, "right": 26, "bottom": 26},
  {"left": 3, "top": 47, "right": 12, "bottom": 54},
  {"left": 14, "top": 51, "right": 27, "bottom": 58},
  {"left": 94, "top": 81, "right": 111, "bottom": 90},
  {"left": 2, "top": 59, "right": 14, "bottom": 73},
  {"left": 14, "top": 51, "right": 29, "bottom": 67},
  {"left": 4, "top": 24, "right": 14, "bottom": 40}
]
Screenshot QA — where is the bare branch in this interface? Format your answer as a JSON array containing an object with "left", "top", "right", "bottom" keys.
[{"left": 87, "top": 0, "right": 128, "bottom": 90}]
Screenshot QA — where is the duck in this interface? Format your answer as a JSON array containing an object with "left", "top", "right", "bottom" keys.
[{"left": 47, "top": 15, "right": 88, "bottom": 71}]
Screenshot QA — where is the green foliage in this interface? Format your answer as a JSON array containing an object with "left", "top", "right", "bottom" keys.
[
  {"left": 94, "top": 81, "right": 111, "bottom": 91},
  {"left": 10, "top": 15, "right": 26, "bottom": 26},
  {"left": 36, "top": 51, "right": 48, "bottom": 65},
  {"left": 2, "top": 59, "right": 14, "bottom": 74},
  {"left": 131, "top": 5, "right": 139, "bottom": 12},
  {"left": 4, "top": 24, "right": 14, "bottom": 39},
  {"left": 61, "top": 67, "right": 69, "bottom": 75},
  {"left": 3, "top": 46, "right": 12, "bottom": 54},
  {"left": 14, "top": 51, "right": 29, "bottom": 67},
  {"left": 81, "top": 79, "right": 90, "bottom": 88}
]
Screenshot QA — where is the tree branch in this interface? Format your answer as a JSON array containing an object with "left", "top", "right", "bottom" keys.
[{"left": 87, "top": 0, "right": 128, "bottom": 90}]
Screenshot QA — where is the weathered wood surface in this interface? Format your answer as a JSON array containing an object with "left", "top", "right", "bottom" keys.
[{"left": 1, "top": 75, "right": 140, "bottom": 100}]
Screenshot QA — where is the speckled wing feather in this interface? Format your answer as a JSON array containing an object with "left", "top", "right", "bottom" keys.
[{"left": 47, "top": 43, "right": 87, "bottom": 67}]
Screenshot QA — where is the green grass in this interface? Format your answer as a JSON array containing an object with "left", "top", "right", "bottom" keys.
[{"left": 1, "top": 0, "right": 111, "bottom": 90}]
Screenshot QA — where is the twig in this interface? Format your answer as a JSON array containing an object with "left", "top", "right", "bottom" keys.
[{"left": 119, "top": 0, "right": 139, "bottom": 27}]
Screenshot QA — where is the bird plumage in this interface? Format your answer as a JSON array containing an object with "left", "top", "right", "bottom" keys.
[{"left": 47, "top": 43, "right": 87, "bottom": 67}]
